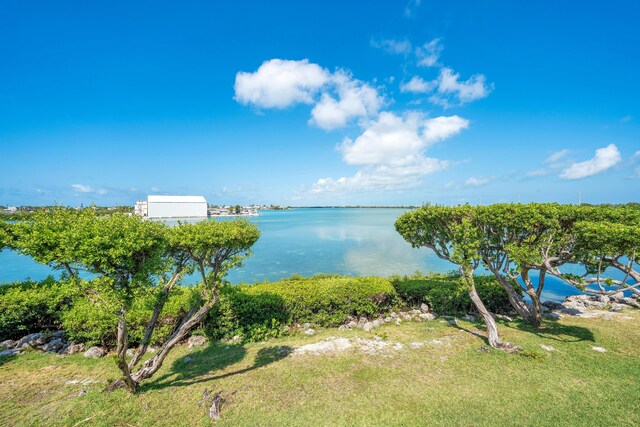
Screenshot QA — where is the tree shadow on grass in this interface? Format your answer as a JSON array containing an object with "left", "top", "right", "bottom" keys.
[
  {"left": 141, "top": 342, "right": 293, "bottom": 392},
  {"left": 503, "top": 319, "right": 595, "bottom": 343},
  {"left": 0, "top": 353, "right": 18, "bottom": 367}
]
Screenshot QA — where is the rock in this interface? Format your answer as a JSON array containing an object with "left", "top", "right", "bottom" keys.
[
  {"left": 419, "top": 313, "right": 436, "bottom": 321},
  {"left": 0, "top": 349, "right": 22, "bottom": 357},
  {"left": 184, "top": 356, "right": 193, "bottom": 363},
  {"left": 400, "top": 312, "right": 412, "bottom": 321},
  {"left": 591, "top": 346, "right": 607, "bottom": 353},
  {"left": 389, "top": 312, "right": 398, "bottom": 319},
  {"left": 338, "top": 325, "right": 350, "bottom": 331},
  {"left": 304, "top": 328, "right": 316, "bottom": 336},
  {"left": 78, "top": 389, "right": 88, "bottom": 396},
  {"left": 357, "top": 317, "right": 367, "bottom": 326},
  {"left": 83, "top": 346, "right": 106, "bottom": 359},
  {"left": 429, "top": 339, "right": 444, "bottom": 345},
  {"left": 395, "top": 319, "right": 401, "bottom": 326},
  {"left": 420, "top": 303, "right": 430, "bottom": 313},
  {"left": 62, "top": 343, "right": 85, "bottom": 355},
  {"left": 383, "top": 316, "right": 392, "bottom": 323},
  {"left": 411, "top": 309, "right": 421, "bottom": 315},
  {"left": 126, "top": 348, "right": 135, "bottom": 357},
  {"left": 42, "top": 338, "right": 65, "bottom": 353},
  {"left": 542, "top": 300, "right": 564, "bottom": 310},
  {"left": 347, "top": 321, "right": 357, "bottom": 328},
  {"left": 462, "top": 314, "right": 476, "bottom": 322},
  {"left": 441, "top": 315, "right": 454, "bottom": 320},
  {"left": 609, "top": 304, "right": 624, "bottom": 312},
  {"left": 15, "top": 333, "right": 43, "bottom": 349},
  {"left": 393, "top": 343, "right": 404, "bottom": 350},
  {"left": 231, "top": 335, "right": 242, "bottom": 343},
  {"left": 448, "top": 319, "right": 458, "bottom": 326},
  {"left": 545, "top": 313, "right": 562, "bottom": 320},
  {"left": 603, "top": 313, "right": 614, "bottom": 321},
  {"left": 372, "top": 319, "right": 382, "bottom": 328},
  {"left": 188, "top": 335, "right": 207, "bottom": 348},
  {"left": 611, "top": 292, "right": 625, "bottom": 302},
  {"left": 540, "top": 345, "right": 555, "bottom": 352},
  {"left": 622, "top": 297, "right": 640, "bottom": 308},
  {"left": 408, "top": 342, "right": 424, "bottom": 349},
  {"left": 0, "top": 340, "right": 16, "bottom": 350},
  {"left": 303, "top": 323, "right": 312, "bottom": 329},
  {"left": 599, "top": 295, "right": 610, "bottom": 304},
  {"left": 496, "top": 314, "right": 513, "bottom": 322},
  {"left": 362, "top": 322, "right": 374, "bottom": 332}
]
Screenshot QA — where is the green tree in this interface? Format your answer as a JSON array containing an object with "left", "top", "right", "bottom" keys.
[
  {"left": 13, "top": 210, "right": 260, "bottom": 393},
  {"left": 396, "top": 205, "right": 515, "bottom": 350}
]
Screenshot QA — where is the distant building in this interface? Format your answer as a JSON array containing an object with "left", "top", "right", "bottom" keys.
[{"left": 136, "top": 195, "right": 208, "bottom": 218}]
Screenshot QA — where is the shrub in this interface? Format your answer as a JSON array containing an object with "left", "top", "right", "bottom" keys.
[
  {"left": 0, "top": 277, "right": 81, "bottom": 340},
  {"left": 62, "top": 285, "right": 197, "bottom": 347},
  {"left": 205, "top": 275, "right": 399, "bottom": 341},
  {"left": 390, "top": 273, "right": 515, "bottom": 315}
]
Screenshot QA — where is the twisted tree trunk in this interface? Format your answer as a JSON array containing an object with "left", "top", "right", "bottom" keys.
[{"left": 460, "top": 267, "right": 503, "bottom": 348}]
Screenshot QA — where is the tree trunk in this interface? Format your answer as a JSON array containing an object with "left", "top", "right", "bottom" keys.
[
  {"left": 484, "top": 262, "right": 537, "bottom": 325},
  {"left": 460, "top": 267, "right": 503, "bottom": 348},
  {"left": 131, "top": 298, "right": 216, "bottom": 385},
  {"left": 610, "top": 260, "right": 640, "bottom": 297},
  {"left": 521, "top": 270, "right": 543, "bottom": 328},
  {"left": 112, "top": 308, "right": 138, "bottom": 393}
]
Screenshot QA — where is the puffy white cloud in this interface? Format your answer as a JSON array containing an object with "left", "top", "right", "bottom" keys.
[
  {"left": 429, "top": 68, "right": 491, "bottom": 107},
  {"left": 339, "top": 112, "right": 468, "bottom": 166},
  {"left": 235, "top": 60, "right": 383, "bottom": 129},
  {"left": 404, "top": 0, "right": 422, "bottom": 18},
  {"left": 560, "top": 144, "right": 621, "bottom": 180},
  {"left": 416, "top": 38, "right": 443, "bottom": 67},
  {"left": 310, "top": 112, "right": 468, "bottom": 193},
  {"left": 465, "top": 177, "right": 489, "bottom": 187},
  {"left": 309, "top": 71, "right": 383, "bottom": 130},
  {"left": 234, "top": 59, "right": 330, "bottom": 109},
  {"left": 400, "top": 76, "right": 435, "bottom": 93}
]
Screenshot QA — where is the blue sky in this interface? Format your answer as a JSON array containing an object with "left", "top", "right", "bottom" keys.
[{"left": 1, "top": 0, "right": 638, "bottom": 206}]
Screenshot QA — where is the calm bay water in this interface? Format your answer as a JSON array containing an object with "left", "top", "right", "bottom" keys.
[{"left": 0, "top": 208, "right": 586, "bottom": 301}]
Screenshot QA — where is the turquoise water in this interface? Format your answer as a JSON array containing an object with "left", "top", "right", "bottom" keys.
[{"left": 0, "top": 208, "right": 593, "bottom": 301}]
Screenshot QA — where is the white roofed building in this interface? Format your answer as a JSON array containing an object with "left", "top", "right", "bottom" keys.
[{"left": 142, "top": 195, "right": 208, "bottom": 218}]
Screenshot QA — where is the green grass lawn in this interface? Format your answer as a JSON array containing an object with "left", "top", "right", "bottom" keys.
[{"left": 1, "top": 313, "right": 639, "bottom": 426}]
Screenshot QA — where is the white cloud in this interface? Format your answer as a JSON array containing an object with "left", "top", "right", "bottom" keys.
[
  {"left": 400, "top": 76, "right": 436, "bottom": 93},
  {"left": 71, "top": 184, "right": 107, "bottom": 195},
  {"left": 560, "top": 144, "right": 621, "bottom": 180},
  {"left": 309, "top": 71, "right": 383, "bottom": 130},
  {"left": 151, "top": 187, "right": 160, "bottom": 192},
  {"left": 370, "top": 38, "right": 412, "bottom": 55},
  {"left": 415, "top": 38, "right": 443, "bottom": 67},
  {"left": 429, "top": 68, "right": 492, "bottom": 107},
  {"left": 465, "top": 177, "right": 489, "bottom": 187},
  {"left": 71, "top": 184, "right": 93, "bottom": 193},
  {"left": 236, "top": 60, "right": 383, "bottom": 130},
  {"left": 234, "top": 59, "right": 330, "bottom": 109},
  {"left": 310, "top": 112, "right": 468, "bottom": 193},
  {"left": 546, "top": 149, "right": 570, "bottom": 164},
  {"left": 404, "top": 0, "right": 422, "bottom": 18},
  {"left": 620, "top": 115, "right": 633, "bottom": 123},
  {"left": 525, "top": 168, "right": 547, "bottom": 177}
]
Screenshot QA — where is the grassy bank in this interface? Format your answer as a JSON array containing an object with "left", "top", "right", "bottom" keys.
[{"left": 1, "top": 313, "right": 639, "bottom": 426}]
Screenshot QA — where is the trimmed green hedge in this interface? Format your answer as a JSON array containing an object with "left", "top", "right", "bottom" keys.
[
  {"left": 205, "top": 275, "right": 400, "bottom": 341},
  {"left": 390, "top": 272, "right": 516, "bottom": 315},
  {"left": 1, "top": 273, "right": 515, "bottom": 345},
  {"left": 0, "top": 277, "right": 80, "bottom": 340}
]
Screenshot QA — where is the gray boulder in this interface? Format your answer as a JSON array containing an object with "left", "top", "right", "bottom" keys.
[
  {"left": 62, "top": 343, "right": 85, "bottom": 355},
  {"left": 188, "top": 335, "right": 207, "bottom": 348},
  {"left": 419, "top": 313, "right": 436, "bottom": 321},
  {"left": 0, "top": 349, "right": 22, "bottom": 357},
  {"left": 0, "top": 340, "right": 16, "bottom": 350},
  {"left": 363, "top": 322, "right": 374, "bottom": 332},
  {"left": 420, "top": 303, "right": 430, "bottom": 313},
  {"left": 83, "top": 346, "right": 106, "bottom": 359},
  {"left": 303, "top": 323, "right": 312, "bottom": 329},
  {"left": 462, "top": 314, "right": 476, "bottom": 322},
  {"left": 622, "top": 297, "right": 639, "bottom": 308},
  {"left": 411, "top": 309, "right": 421, "bottom": 315},
  {"left": 383, "top": 316, "right": 392, "bottom": 323},
  {"left": 347, "top": 321, "right": 357, "bottom": 328},
  {"left": 15, "top": 333, "right": 43, "bottom": 349},
  {"left": 372, "top": 319, "right": 382, "bottom": 328},
  {"left": 304, "top": 328, "right": 316, "bottom": 336},
  {"left": 42, "top": 338, "right": 65, "bottom": 353},
  {"left": 609, "top": 303, "right": 624, "bottom": 312}
]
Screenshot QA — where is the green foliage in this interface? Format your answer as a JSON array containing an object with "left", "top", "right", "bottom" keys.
[
  {"left": 61, "top": 285, "right": 197, "bottom": 347},
  {"left": 205, "top": 275, "right": 399, "bottom": 341},
  {"left": 390, "top": 273, "right": 515, "bottom": 315},
  {"left": 0, "top": 277, "right": 81, "bottom": 340}
]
